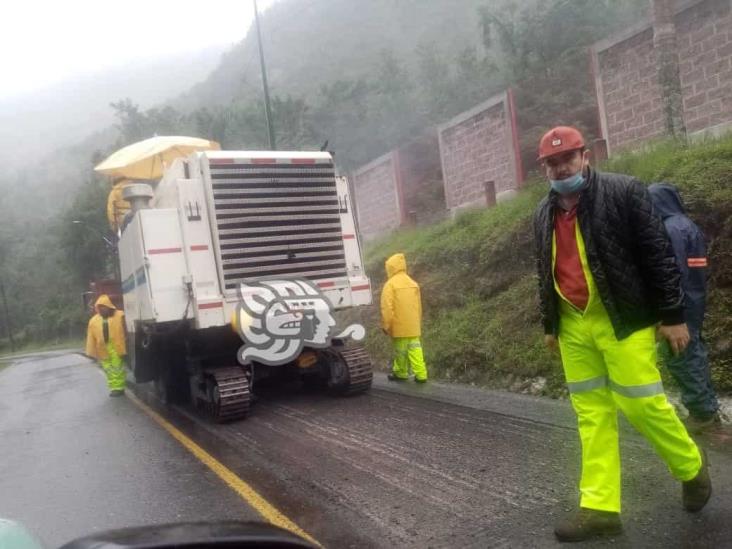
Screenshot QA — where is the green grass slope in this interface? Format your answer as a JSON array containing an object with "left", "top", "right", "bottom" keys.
[{"left": 362, "top": 136, "right": 732, "bottom": 397}]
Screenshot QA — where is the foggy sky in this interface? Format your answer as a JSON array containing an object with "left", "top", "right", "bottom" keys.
[{"left": 0, "top": 0, "right": 276, "bottom": 100}]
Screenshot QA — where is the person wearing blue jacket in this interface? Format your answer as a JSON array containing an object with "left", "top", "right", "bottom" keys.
[{"left": 648, "top": 183, "right": 720, "bottom": 432}]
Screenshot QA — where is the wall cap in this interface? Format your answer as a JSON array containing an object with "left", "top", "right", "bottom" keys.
[
  {"left": 438, "top": 90, "right": 508, "bottom": 135},
  {"left": 591, "top": 0, "right": 710, "bottom": 55},
  {"left": 352, "top": 150, "right": 395, "bottom": 179}
]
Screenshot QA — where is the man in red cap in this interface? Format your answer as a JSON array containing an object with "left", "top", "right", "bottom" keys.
[{"left": 533, "top": 126, "right": 711, "bottom": 542}]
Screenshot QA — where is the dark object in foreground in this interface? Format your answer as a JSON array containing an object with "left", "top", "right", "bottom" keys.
[
  {"left": 649, "top": 182, "right": 720, "bottom": 422},
  {"left": 57, "top": 521, "right": 317, "bottom": 549},
  {"left": 683, "top": 449, "right": 712, "bottom": 512},
  {"left": 554, "top": 508, "right": 623, "bottom": 542},
  {"left": 387, "top": 374, "right": 407, "bottom": 382},
  {"left": 684, "top": 412, "right": 722, "bottom": 434}
]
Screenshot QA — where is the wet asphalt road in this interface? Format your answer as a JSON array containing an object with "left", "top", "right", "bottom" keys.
[
  {"left": 0, "top": 351, "right": 258, "bottom": 548},
  {"left": 1, "top": 351, "right": 730, "bottom": 548}
]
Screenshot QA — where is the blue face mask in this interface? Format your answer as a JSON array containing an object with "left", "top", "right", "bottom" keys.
[{"left": 550, "top": 171, "right": 585, "bottom": 195}]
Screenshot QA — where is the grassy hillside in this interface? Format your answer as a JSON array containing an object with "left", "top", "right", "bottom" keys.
[{"left": 361, "top": 136, "right": 732, "bottom": 397}]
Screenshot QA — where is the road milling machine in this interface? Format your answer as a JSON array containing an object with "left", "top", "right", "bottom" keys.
[{"left": 116, "top": 150, "right": 373, "bottom": 421}]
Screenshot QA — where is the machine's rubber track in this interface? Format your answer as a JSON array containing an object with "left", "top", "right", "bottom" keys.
[
  {"left": 206, "top": 366, "right": 251, "bottom": 423},
  {"left": 339, "top": 346, "right": 373, "bottom": 395}
]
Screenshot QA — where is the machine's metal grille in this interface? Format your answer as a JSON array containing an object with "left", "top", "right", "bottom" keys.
[{"left": 209, "top": 161, "right": 347, "bottom": 290}]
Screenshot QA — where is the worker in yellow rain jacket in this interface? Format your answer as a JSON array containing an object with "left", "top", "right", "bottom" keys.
[
  {"left": 106, "top": 178, "right": 132, "bottom": 233},
  {"left": 86, "top": 295, "right": 127, "bottom": 396},
  {"left": 380, "top": 253, "right": 428, "bottom": 383},
  {"left": 533, "top": 127, "right": 710, "bottom": 543}
]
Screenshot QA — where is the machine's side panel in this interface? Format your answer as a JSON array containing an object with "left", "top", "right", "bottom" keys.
[
  {"left": 119, "top": 214, "right": 156, "bottom": 329},
  {"left": 199, "top": 155, "right": 230, "bottom": 301},
  {"left": 336, "top": 176, "right": 372, "bottom": 307},
  {"left": 176, "top": 177, "right": 225, "bottom": 328},
  {"left": 139, "top": 209, "right": 190, "bottom": 323},
  {"left": 119, "top": 216, "right": 138, "bottom": 332}
]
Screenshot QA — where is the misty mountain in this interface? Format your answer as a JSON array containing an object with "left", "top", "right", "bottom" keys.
[
  {"left": 0, "top": 45, "right": 227, "bottom": 170},
  {"left": 0, "top": 0, "right": 651, "bottom": 346},
  {"left": 2, "top": 0, "right": 492, "bottom": 178},
  {"left": 176, "top": 0, "right": 486, "bottom": 111}
]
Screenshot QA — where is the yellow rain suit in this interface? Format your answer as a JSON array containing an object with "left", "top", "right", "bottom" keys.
[
  {"left": 107, "top": 179, "right": 132, "bottom": 232},
  {"left": 381, "top": 253, "right": 427, "bottom": 381},
  {"left": 86, "top": 295, "right": 127, "bottom": 391},
  {"left": 556, "top": 227, "right": 700, "bottom": 513}
]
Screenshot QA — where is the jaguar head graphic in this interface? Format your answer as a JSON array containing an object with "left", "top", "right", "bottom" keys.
[{"left": 234, "top": 279, "right": 360, "bottom": 366}]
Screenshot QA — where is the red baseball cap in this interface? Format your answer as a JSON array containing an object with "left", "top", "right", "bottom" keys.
[{"left": 538, "top": 126, "right": 585, "bottom": 160}]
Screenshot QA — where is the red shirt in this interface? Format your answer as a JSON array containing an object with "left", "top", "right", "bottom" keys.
[{"left": 554, "top": 206, "right": 589, "bottom": 310}]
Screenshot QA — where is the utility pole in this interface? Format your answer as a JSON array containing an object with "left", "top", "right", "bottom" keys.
[
  {"left": 254, "top": 0, "right": 277, "bottom": 150},
  {"left": 0, "top": 275, "right": 15, "bottom": 352},
  {"left": 651, "top": 0, "right": 686, "bottom": 140}
]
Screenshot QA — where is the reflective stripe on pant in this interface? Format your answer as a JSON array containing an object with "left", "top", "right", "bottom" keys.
[
  {"left": 391, "top": 337, "right": 428, "bottom": 381},
  {"left": 559, "top": 300, "right": 701, "bottom": 513},
  {"left": 101, "top": 344, "right": 126, "bottom": 391}
]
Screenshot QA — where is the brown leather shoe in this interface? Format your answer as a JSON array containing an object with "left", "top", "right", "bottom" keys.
[
  {"left": 554, "top": 507, "right": 622, "bottom": 542},
  {"left": 683, "top": 449, "right": 712, "bottom": 512},
  {"left": 684, "top": 412, "right": 722, "bottom": 434}
]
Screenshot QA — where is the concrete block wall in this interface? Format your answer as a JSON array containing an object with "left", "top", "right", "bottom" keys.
[
  {"left": 438, "top": 90, "right": 522, "bottom": 212},
  {"left": 395, "top": 133, "right": 444, "bottom": 221},
  {"left": 677, "top": 0, "right": 732, "bottom": 133},
  {"left": 352, "top": 133, "right": 445, "bottom": 240},
  {"left": 352, "top": 88, "right": 523, "bottom": 238},
  {"left": 352, "top": 152, "right": 402, "bottom": 241},
  {"left": 593, "top": 0, "right": 732, "bottom": 153}
]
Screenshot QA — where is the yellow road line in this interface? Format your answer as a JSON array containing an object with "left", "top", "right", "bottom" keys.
[{"left": 127, "top": 392, "right": 322, "bottom": 547}]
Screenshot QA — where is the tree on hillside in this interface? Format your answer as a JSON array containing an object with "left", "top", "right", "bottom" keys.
[
  {"left": 368, "top": 50, "right": 421, "bottom": 151},
  {"left": 111, "top": 99, "right": 192, "bottom": 147},
  {"left": 0, "top": 179, "right": 92, "bottom": 345},
  {"left": 311, "top": 79, "right": 372, "bottom": 168},
  {"left": 415, "top": 43, "right": 455, "bottom": 123},
  {"left": 271, "top": 96, "right": 317, "bottom": 150},
  {"left": 191, "top": 107, "right": 230, "bottom": 147},
  {"left": 312, "top": 50, "right": 427, "bottom": 169},
  {"left": 0, "top": 209, "right": 18, "bottom": 349},
  {"left": 453, "top": 46, "right": 501, "bottom": 113},
  {"left": 480, "top": 0, "right": 648, "bottom": 170},
  {"left": 59, "top": 166, "right": 115, "bottom": 288},
  {"left": 110, "top": 99, "right": 148, "bottom": 145}
]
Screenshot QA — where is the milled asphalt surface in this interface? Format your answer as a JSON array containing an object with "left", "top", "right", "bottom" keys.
[
  {"left": 0, "top": 351, "right": 258, "bottom": 548},
  {"left": 1, "top": 351, "right": 730, "bottom": 548}
]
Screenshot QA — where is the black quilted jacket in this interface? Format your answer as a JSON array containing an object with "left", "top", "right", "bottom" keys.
[{"left": 533, "top": 168, "right": 684, "bottom": 340}]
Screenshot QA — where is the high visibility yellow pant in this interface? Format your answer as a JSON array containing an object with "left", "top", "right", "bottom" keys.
[
  {"left": 558, "top": 300, "right": 701, "bottom": 513},
  {"left": 101, "top": 344, "right": 126, "bottom": 391},
  {"left": 391, "top": 337, "right": 428, "bottom": 381}
]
